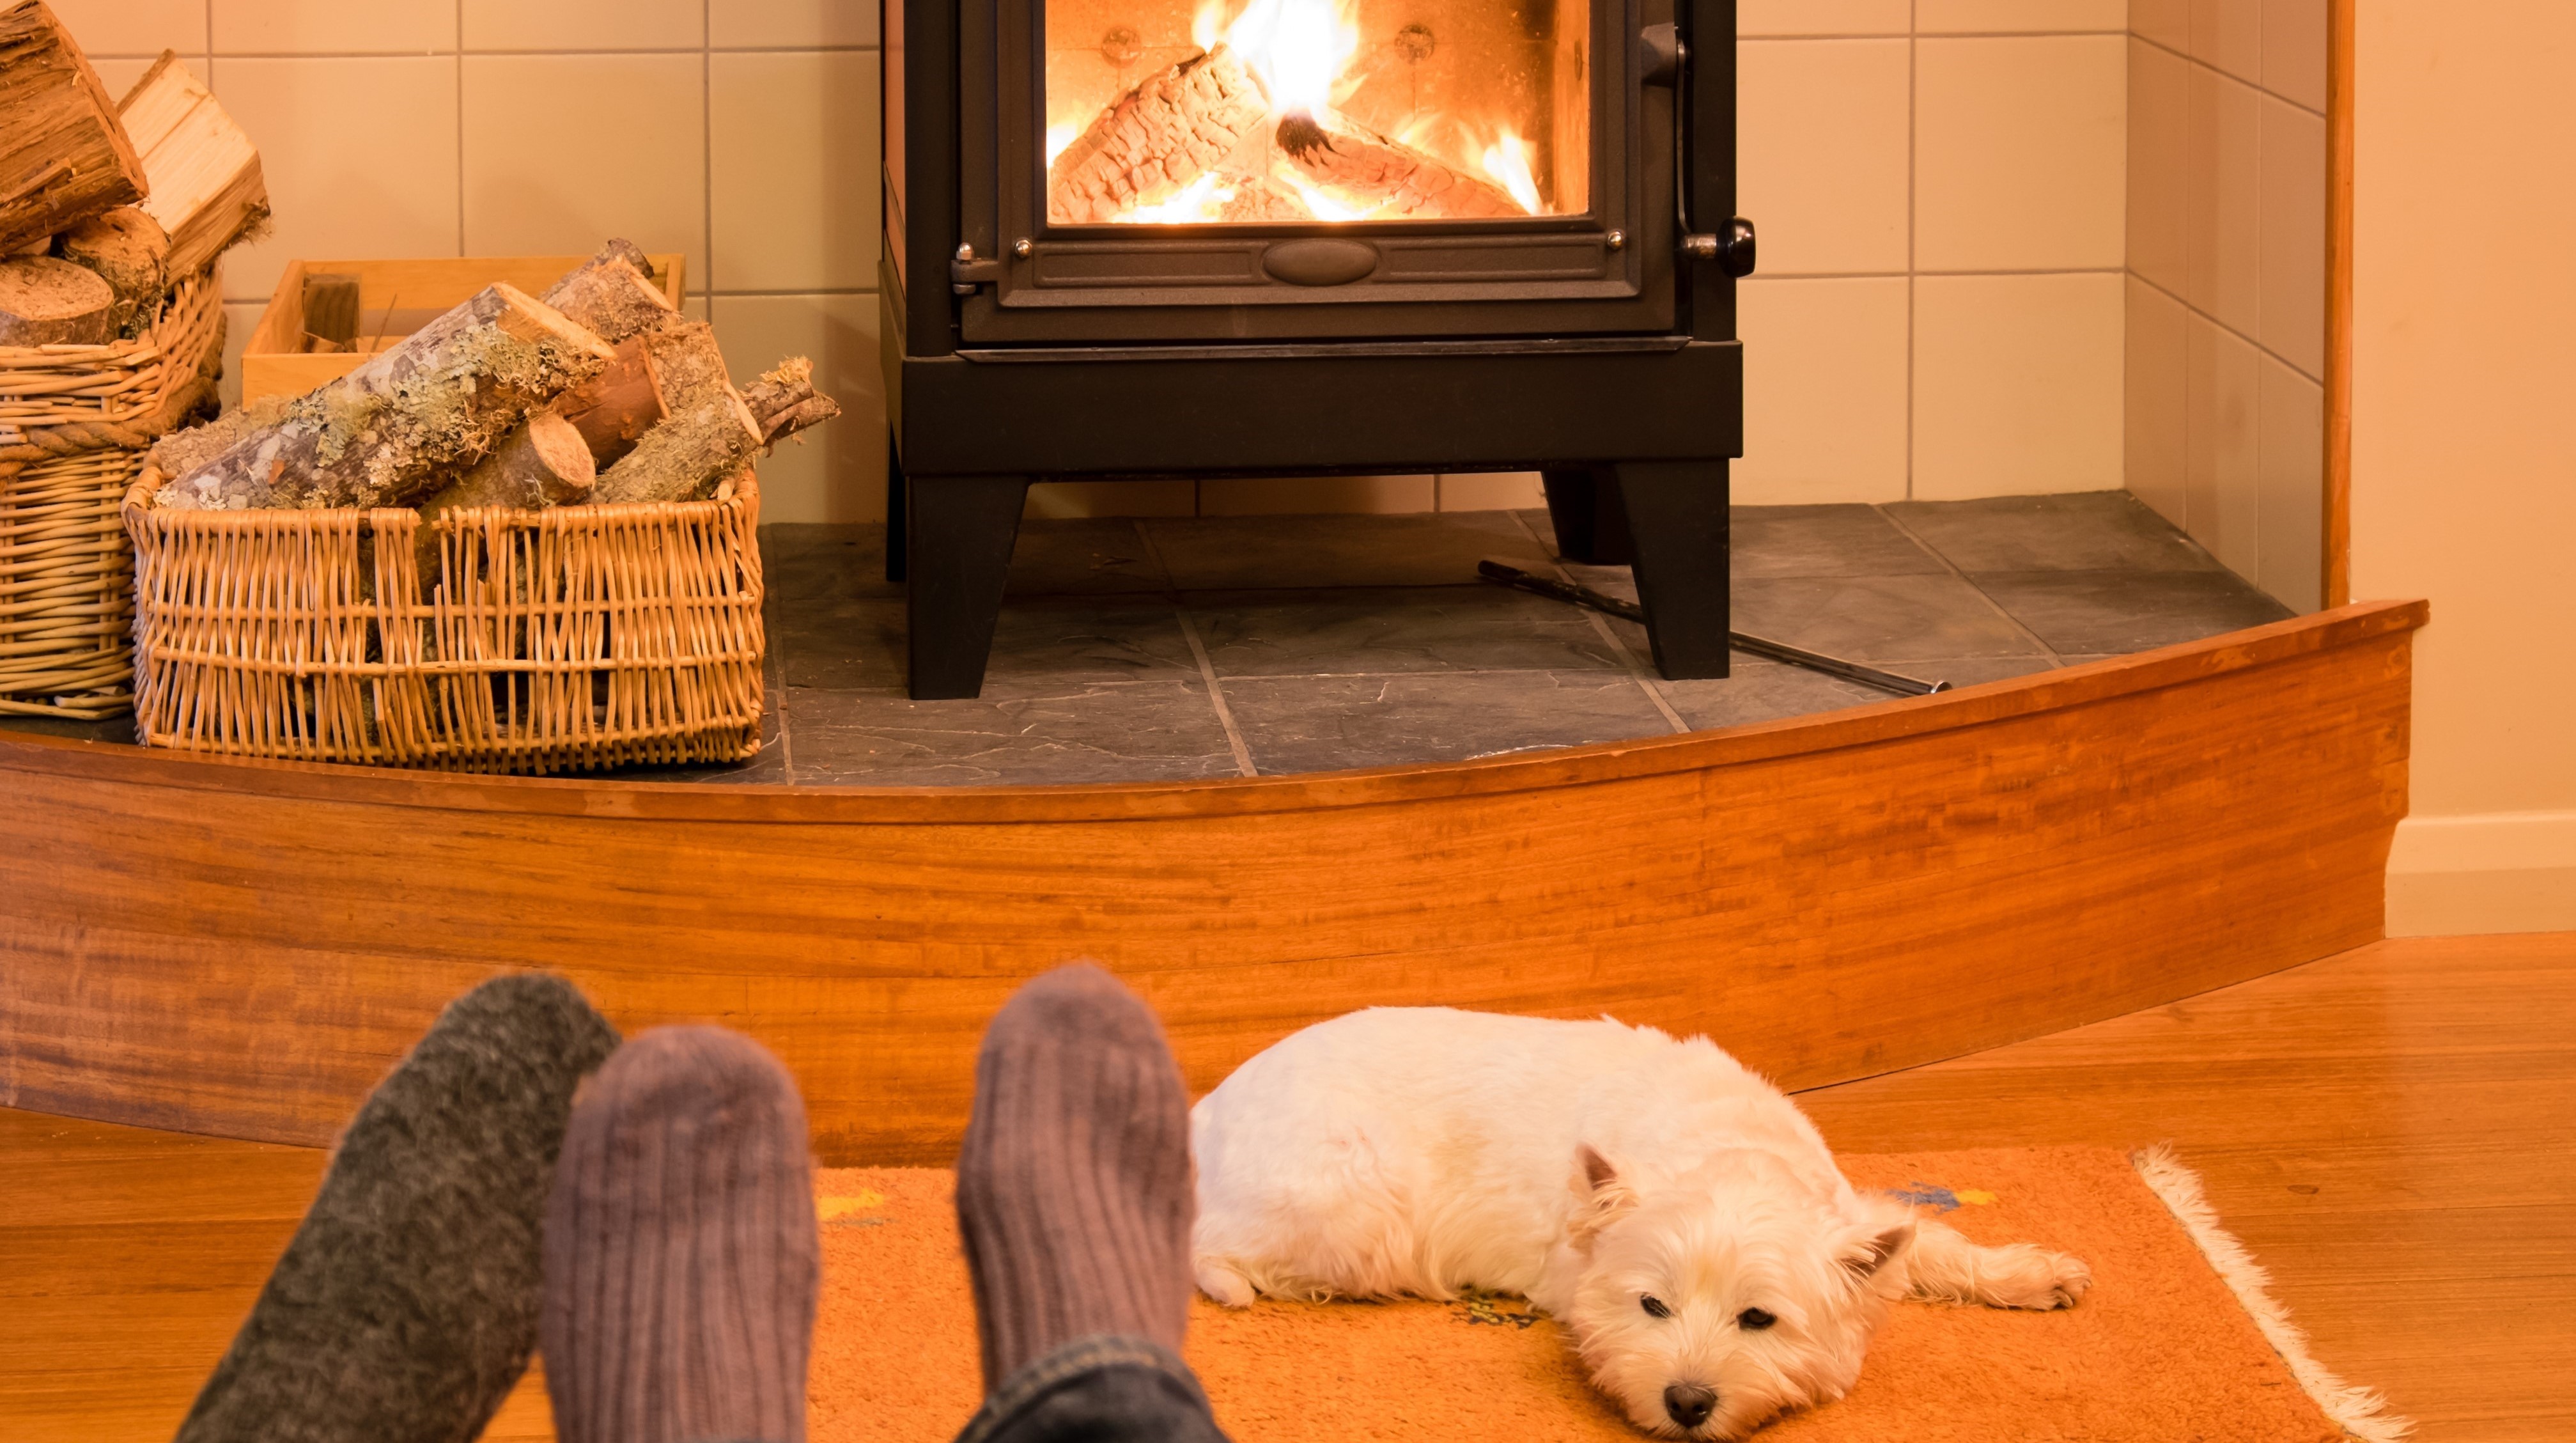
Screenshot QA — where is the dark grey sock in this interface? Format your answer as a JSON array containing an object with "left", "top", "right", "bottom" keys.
[{"left": 175, "top": 972, "right": 621, "bottom": 1443}]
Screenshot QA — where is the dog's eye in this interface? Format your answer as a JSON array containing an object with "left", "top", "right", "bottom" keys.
[
  {"left": 1640, "top": 1295, "right": 1672, "bottom": 1319},
  {"left": 1736, "top": 1307, "right": 1777, "bottom": 1330}
]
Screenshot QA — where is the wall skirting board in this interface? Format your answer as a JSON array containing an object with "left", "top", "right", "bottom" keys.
[{"left": 2387, "top": 811, "right": 2576, "bottom": 937}]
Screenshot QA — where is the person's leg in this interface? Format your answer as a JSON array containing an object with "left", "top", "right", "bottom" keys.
[
  {"left": 543, "top": 1026, "right": 819, "bottom": 1443},
  {"left": 176, "top": 972, "right": 621, "bottom": 1443},
  {"left": 950, "top": 964, "right": 1229, "bottom": 1443}
]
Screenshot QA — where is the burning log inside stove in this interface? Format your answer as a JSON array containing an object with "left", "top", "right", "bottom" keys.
[
  {"left": 1048, "top": 43, "right": 1270, "bottom": 224},
  {"left": 1273, "top": 111, "right": 1524, "bottom": 219}
]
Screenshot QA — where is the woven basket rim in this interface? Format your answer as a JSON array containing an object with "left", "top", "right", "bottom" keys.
[{"left": 124, "top": 461, "right": 761, "bottom": 526}]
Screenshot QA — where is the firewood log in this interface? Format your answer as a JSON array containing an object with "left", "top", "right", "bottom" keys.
[
  {"left": 117, "top": 51, "right": 268, "bottom": 277},
  {"left": 1275, "top": 113, "right": 1525, "bottom": 219},
  {"left": 52, "top": 205, "right": 167, "bottom": 337},
  {"left": 589, "top": 320, "right": 761, "bottom": 506},
  {"left": 0, "top": 0, "right": 148, "bottom": 254},
  {"left": 412, "top": 409, "right": 596, "bottom": 593},
  {"left": 157, "top": 283, "right": 614, "bottom": 513},
  {"left": 552, "top": 335, "right": 667, "bottom": 466},
  {"left": 144, "top": 394, "right": 290, "bottom": 479},
  {"left": 0, "top": 254, "right": 114, "bottom": 345},
  {"left": 538, "top": 252, "right": 674, "bottom": 345},
  {"left": 1048, "top": 44, "right": 1269, "bottom": 224},
  {"left": 740, "top": 356, "right": 841, "bottom": 449}
]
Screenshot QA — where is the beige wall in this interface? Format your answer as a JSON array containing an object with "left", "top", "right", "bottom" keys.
[
  {"left": 2124, "top": 0, "right": 2326, "bottom": 612},
  {"left": 2352, "top": 0, "right": 2576, "bottom": 935}
]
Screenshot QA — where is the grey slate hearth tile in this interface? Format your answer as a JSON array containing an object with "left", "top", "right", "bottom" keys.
[
  {"left": 1969, "top": 570, "right": 2294, "bottom": 654},
  {"left": 0, "top": 712, "right": 130, "bottom": 744},
  {"left": 1882, "top": 492, "right": 2223, "bottom": 574},
  {"left": 1651, "top": 655, "right": 2060, "bottom": 732},
  {"left": 1141, "top": 512, "right": 1553, "bottom": 591},
  {"left": 788, "top": 680, "right": 1241, "bottom": 786},
  {"left": 783, "top": 597, "right": 1199, "bottom": 692},
  {"left": 762, "top": 523, "right": 899, "bottom": 603},
  {"left": 1186, "top": 585, "right": 1627, "bottom": 678},
  {"left": 1730, "top": 573, "right": 2049, "bottom": 662},
  {"left": 1221, "top": 671, "right": 1672, "bottom": 774},
  {"left": 1730, "top": 504, "right": 1947, "bottom": 579},
  {"left": 1007, "top": 518, "right": 1173, "bottom": 597}
]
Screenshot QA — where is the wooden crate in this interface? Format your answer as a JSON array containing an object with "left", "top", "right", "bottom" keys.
[{"left": 242, "top": 253, "right": 686, "bottom": 405}]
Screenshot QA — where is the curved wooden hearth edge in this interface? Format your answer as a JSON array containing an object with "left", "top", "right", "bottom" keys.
[{"left": 0, "top": 600, "right": 2425, "bottom": 1165}]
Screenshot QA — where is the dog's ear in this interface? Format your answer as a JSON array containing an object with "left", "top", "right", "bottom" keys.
[
  {"left": 1840, "top": 1215, "right": 1916, "bottom": 1283},
  {"left": 1569, "top": 1145, "right": 1638, "bottom": 1251}
]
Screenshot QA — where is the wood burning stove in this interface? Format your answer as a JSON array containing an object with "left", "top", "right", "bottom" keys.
[{"left": 881, "top": 0, "right": 1752, "bottom": 699}]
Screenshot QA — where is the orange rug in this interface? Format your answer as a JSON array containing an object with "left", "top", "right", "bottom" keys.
[{"left": 809, "top": 1147, "right": 2396, "bottom": 1442}]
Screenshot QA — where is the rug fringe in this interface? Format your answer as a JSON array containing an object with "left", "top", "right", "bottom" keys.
[{"left": 2129, "top": 1144, "right": 2414, "bottom": 1442}]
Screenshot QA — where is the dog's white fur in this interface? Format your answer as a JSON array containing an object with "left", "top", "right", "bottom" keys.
[{"left": 1191, "top": 1008, "right": 2091, "bottom": 1439}]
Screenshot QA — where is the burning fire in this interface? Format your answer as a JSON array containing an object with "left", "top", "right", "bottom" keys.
[
  {"left": 1478, "top": 129, "right": 1542, "bottom": 215},
  {"left": 1198, "top": 0, "right": 1358, "bottom": 120}
]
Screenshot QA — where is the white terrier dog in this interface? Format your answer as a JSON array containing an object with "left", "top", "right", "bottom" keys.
[{"left": 1191, "top": 1008, "right": 2091, "bottom": 1439}]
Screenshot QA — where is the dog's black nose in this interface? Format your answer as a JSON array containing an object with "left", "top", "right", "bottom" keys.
[{"left": 1664, "top": 1383, "right": 1718, "bottom": 1429}]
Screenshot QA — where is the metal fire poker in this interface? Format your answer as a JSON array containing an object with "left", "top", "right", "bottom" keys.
[{"left": 1477, "top": 560, "right": 1950, "bottom": 699}]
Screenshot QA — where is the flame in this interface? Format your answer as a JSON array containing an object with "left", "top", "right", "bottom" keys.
[
  {"left": 1207, "top": 0, "right": 1359, "bottom": 118},
  {"left": 1477, "top": 127, "right": 1542, "bottom": 215},
  {"left": 1270, "top": 163, "right": 1383, "bottom": 222},
  {"left": 1045, "top": 123, "right": 1078, "bottom": 167},
  {"left": 1121, "top": 169, "right": 1240, "bottom": 222}
]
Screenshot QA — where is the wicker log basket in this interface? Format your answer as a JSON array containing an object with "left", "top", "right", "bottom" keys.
[
  {"left": 0, "top": 270, "right": 224, "bottom": 718},
  {"left": 121, "top": 463, "right": 765, "bottom": 774}
]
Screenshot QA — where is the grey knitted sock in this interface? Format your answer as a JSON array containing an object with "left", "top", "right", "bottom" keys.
[
  {"left": 543, "top": 1026, "right": 819, "bottom": 1443},
  {"left": 175, "top": 972, "right": 621, "bottom": 1443},
  {"left": 954, "top": 963, "right": 1195, "bottom": 1391}
]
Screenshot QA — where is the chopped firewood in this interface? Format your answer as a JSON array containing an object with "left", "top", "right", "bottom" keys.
[
  {"left": 412, "top": 408, "right": 596, "bottom": 593},
  {"left": 117, "top": 51, "right": 269, "bottom": 277},
  {"left": 52, "top": 205, "right": 168, "bottom": 337},
  {"left": 0, "top": 0, "right": 148, "bottom": 254},
  {"left": 1275, "top": 112, "right": 1525, "bottom": 219},
  {"left": 551, "top": 334, "right": 667, "bottom": 466},
  {"left": 538, "top": 249, "right": 674, "bottom": 344},
  {"left": 1220, "top": 175, "right": 1307, "bottom": 223},
  {"left": 157, "top": 283, "right": 614, "bottom": 512},
  {"left": 144, "top": 393, "right": 290, "bottom": 479},
  {"left": 0, "top": 253, "right": 114, "bottom": 345},
  {"left": 1048, "top": 44, "right": 1270, "bottom": 224},
  {"left": 740, "top": 355, "right": 840, "bottom": 450},
  {"left": 589, "top": 320, "right": 761, "bottom": 506},
  {"left": 301, "top": 270, "right": 359, "bottom": 350}
]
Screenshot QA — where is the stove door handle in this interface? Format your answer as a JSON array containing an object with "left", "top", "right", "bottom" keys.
[
  {"left": 1639, "top": 23, "right": 1682, "bottom": 86},
  {"left": 1659, "top": 27, "right": 1755, "bottom": 277}
]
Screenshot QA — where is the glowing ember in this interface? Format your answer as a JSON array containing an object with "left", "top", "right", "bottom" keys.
[{"left": 1124, "top": 169, "right": 1241, "bottom": 222}]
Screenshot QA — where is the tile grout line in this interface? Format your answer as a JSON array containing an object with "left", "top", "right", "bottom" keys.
[
  {"left": 2127, "top": 268, "right": 2326, "bottom": 389},
  {"left": 1905, "top": 0, "right": 1917, "bottom": 503},
  {"left": 2128, "top": 30, "right": 2325, "bottom": 121},
  {"left": 1505, "top": 509, "right": 1690, "bottom": 735},
  {"left": 1870, "top": 504, "right": 2067, "bottom": 666},
  {"left": 1131, "top": 521, "right": 1258, "bottom": 776}
]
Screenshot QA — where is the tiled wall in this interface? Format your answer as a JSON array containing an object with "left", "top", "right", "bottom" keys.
[
  {"left": 2125, "top": 0, "right": 2326, "bottom": 611},
  {"left": 51, "top": 0, "right": 885, "bottom": 525},
  {"left": 1735, "top": 1, "right": 2129, "bottom": 505}
]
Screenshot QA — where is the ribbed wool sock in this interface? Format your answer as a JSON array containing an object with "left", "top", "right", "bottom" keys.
[
  {"left": 175, "top": 972, "right": 621, "bottom": 1443},
  {"left": 543, "top": 1026, "right": 819, "bottom": 1443},
  {"left": 954, "top": 963, "right": 1196, "bottom": 1391}
]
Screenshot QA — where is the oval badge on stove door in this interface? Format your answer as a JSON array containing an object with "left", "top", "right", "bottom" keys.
[{"left": 1261, "top": 238, "right": 1381, "bottom": 286}]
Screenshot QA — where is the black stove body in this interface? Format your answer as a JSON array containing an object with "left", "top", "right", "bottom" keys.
[{"left": 881, "top": 0, "right": 1750, "bottom": 698}]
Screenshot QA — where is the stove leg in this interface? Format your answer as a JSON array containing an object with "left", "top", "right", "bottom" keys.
[
  {"left": 884, "top": 433, "right": 908, "bottom": 583},
  {"left": 904, "top": 475, "right": 1030, "bottom": 700},
  {"left": 1540, "top": 466, "right": 1636, "bottom": 565},
  {"left": 1613, "top": 460, "right": 1731, "bottom": 680}
]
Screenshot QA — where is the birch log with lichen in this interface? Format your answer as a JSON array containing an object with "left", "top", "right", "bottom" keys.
[
  {"left": 156, "top": 283, "right": 613, "bottom": 512},
  {"left": 740, "top": 356, "right": 840, "bottom": 449},
  {"left": 412, "top": 408, "right": 596, "bottom": 593},
  {"left": 538, "top": 252, "right": 673, "bottom": 345},
  {"left": 588, "top": 320, "right": 761, "bottom": 506}
]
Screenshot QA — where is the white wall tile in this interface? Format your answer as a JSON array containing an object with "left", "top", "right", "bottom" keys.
[
  {"left": 711, "top": 0, "right": 879, "bottom": 49},
  {"left": 710, "top": 293, "right": 885, "bottom": 524},
  {"left": 1737, "top": 0, "right": 1909, "bottom": 36},
  {"left": 460, "top": 54, "right": 706, "bottom": 281},
  {"left": 1914, "top": 272, "right": 2126, "bottom": 498},
  {"left": 212, "top": 56, "right": 463, "bottom": 303},
  {"left": 1738, "top": 40, "right": 1910, "bottom": 276},
  {"left": 1200, "top": 476, "right": 1438, "bottom": 515},
  {"left": 88, "top": 53, "right": 167, "bottom": 98},
  {"left": 2125, "top": 275, "right": 2189, "bottom": 527},
  {"left": 1735, "top": 277, "right": 1911, "bottom": 503},
  {"left": 462, "top": 0, "right": 704, "bottom": 52},
  {"left": 2182, "top": 309, "right": 2260, "bottom": 576},
  {"left": 48, "top": 0, "right": 205, "bottom": 56},
  {"left": 2255, "top": 352, "right": 2322, "bottom": 610},
  {"left": 710, "top": 51, "right": 880, "bottom": 292},
  {"left": 2257, "top": 93, "right": 2325, "bottom": 379},
  {"left": 2132, "top": 0, "right": 2191, "bottom": 51},
  {"left": 2260, "top": 0, "right": 2327, "bottom": 112},
  {"left": 212, "top": 0, "right": 457, "bottom": 54},
  {"left": 1918, "top": 1, "right": 2127, "bottom": 33},
  {"left": 2187, "top": 0, "right": 2262, "bottom": 85},
  {"left": 1439, "top": 473, "right": 1548, "bottom": 511},
  {"left": 2127, "top": 37, "right": 2188, "bottom": 297},
  {"left": 2184, "top": 62, "right": 2260, "bottom": 334},
  {"left": 1915, "top": 36, "right": 2127, "bottom": 271}
]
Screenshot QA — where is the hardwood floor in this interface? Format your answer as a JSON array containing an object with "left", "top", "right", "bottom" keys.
[{"left": 2, "top": 932, "right": 2567, "bottom": 1442}]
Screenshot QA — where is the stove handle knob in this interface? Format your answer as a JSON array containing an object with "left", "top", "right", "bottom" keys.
[
  {"left": 1639, "top": 23, "right": 1682, "bottom": 86},
  {"left": 1721, "top": 217, "right": 1757, "bottom": 277}
]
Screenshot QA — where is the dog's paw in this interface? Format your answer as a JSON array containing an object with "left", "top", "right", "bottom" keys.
[
  {"left": 1195, "top": 1259, "right": 1257, "bottom": 1307},
  {"left": 2000, "top": 1247, "right": 2091, "bottom": 1309}
]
